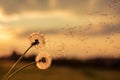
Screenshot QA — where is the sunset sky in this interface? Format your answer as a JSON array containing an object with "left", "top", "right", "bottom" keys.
[{"left": 0, "top": 0, "right": 120, "bottom": 59}]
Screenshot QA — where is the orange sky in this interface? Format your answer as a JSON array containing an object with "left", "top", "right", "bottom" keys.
[{"left": 0, "top": 0, "right": 120, "bottom": 59}]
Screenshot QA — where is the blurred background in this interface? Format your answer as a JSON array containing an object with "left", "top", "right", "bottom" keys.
[{"left": 0, "top": 0, "right": 120, "bottom": 80}]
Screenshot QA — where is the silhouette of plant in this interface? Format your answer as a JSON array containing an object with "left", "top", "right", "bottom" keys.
[{"left": 2, "top": 32, "right": 52, "bottom": 80}]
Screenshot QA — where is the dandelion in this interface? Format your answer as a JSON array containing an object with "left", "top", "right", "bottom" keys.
[
  {"left": 2, "top": 32, "right": 46, "bottom": 80},
  {"left": 2, "top": 32, "right": 49, "bottom": 80},
  {"left": 29, "top": 32, "right": 45, "bottom": 48},
  {"left": 35, "top": 52, "right": 52, "bottom": 70}
]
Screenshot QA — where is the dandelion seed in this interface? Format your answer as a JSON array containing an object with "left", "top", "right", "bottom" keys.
[
  {"left": 29, "top": 32, "right": 45, "bottom": 48},
  {"left": 35, "top": 52, "right": 52, "bottom": 70}
]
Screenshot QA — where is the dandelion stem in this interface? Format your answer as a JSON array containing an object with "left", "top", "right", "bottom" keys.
[
  {"left": 5, "top": 62, "right": 36, "bottom": 80},
  {"left": 2, "top": 45, "right": 33, "bottom": 80}
]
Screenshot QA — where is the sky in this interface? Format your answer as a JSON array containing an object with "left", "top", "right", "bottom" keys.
[{"left": 0, "top": 0, "right": 120, "bottom": 59}]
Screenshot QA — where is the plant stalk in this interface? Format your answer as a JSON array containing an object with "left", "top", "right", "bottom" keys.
[
  {"left": 2, "top": 45, "right": 33, "bottom": 80},
  {"left": 5, "top": 62, "right": 36, "bottom": 80}
]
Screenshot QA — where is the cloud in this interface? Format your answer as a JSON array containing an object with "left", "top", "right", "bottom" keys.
[
  {"left": 0, "top": 0, "right": 120, "bottom": 15},
  {"left": 0, "top": 0, "right": 48, "bottom": 15},
  {"left": 86, "top": 23, "right": 120, "bottom": 36},
  {"left": 101, "top": 24, "right": 120, "bottom": 34}
]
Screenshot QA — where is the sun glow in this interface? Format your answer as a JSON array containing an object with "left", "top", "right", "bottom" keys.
[{"left": 0, "top": 26, "right": 15, "bottom": 41}]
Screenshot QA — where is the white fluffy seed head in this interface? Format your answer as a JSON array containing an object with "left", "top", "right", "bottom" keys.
[
  {"left": 35, "top": 52, "right": 52, "bottom": 70},
  {"left": 29, "top": 32, "right": 45, "bottom": 48}
]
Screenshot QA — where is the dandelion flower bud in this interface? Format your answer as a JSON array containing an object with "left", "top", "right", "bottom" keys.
[
  {"left": 35, "top": 52, "right": 52, "bottom": 70},
  {"left": 29, "top": 32, "right": 45, "bottom": 48}
]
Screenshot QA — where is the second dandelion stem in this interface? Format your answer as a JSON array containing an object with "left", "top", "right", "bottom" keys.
[
  {"left": 2, "top": 45, "right": 33, "bottom": 80},
  {"left": 5, "top": 62, "right": 36, "bottom": 80}
]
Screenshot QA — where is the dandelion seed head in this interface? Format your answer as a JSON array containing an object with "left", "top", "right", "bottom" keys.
[
  {"left": 35, "top": 52, "right": 52, "bottom": 70},
  {"left": 29, "top": 32, "right": 45, "bottom": 48}
]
